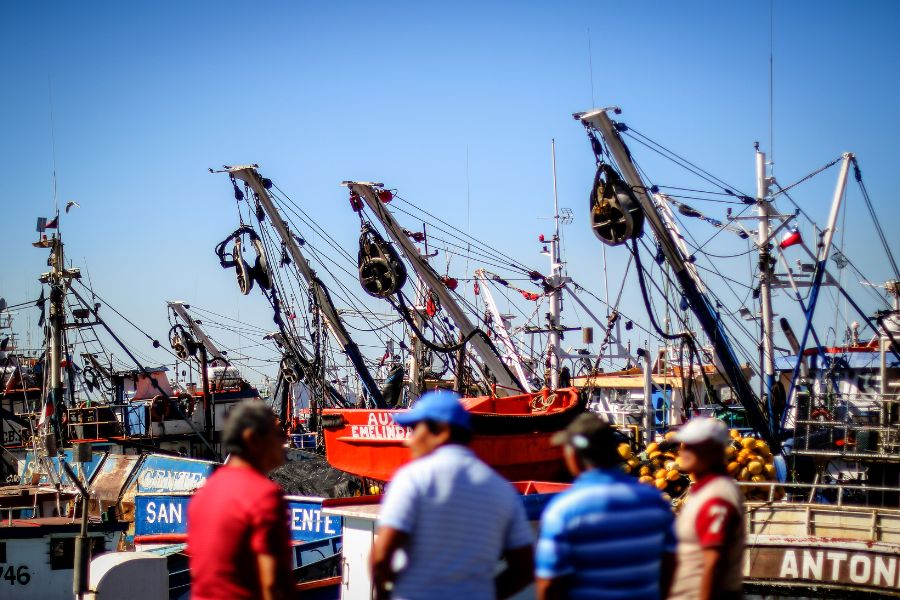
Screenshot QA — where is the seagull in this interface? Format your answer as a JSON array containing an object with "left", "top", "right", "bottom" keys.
[{"left": 65, "top": 200, "right": 80, "bottom": 213}]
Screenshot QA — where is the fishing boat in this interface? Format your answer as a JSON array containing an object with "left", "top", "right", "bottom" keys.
[
  {"left": 575, "top": 105, "right": 900, "bottom": 596},
  {"left": 320, "top": 387, "right": 583, "bottom": 482},
  {"left": 0, "top": 219, "right": 267, "bottom": 476}
]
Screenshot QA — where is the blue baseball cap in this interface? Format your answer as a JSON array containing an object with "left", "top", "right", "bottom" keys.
[{"left": 393, "top": 390, "right": 471, "bottom": 430}]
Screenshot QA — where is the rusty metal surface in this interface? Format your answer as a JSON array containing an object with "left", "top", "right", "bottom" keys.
[{"left": 87, "top": 453, "right": 141, "bottom": 517}]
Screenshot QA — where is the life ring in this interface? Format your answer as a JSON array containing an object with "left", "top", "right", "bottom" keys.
[
  {"left": 810, "top": 407, "right": 833, "bottom": 423},
  {"left": 150, "top": 395, "right": 171, "bottom": 422}
]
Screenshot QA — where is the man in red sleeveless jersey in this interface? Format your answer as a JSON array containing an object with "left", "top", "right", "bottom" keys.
[
  {"left": 669, "top": 418, "right": 745, "bottom": 600},
  {"left": 188, "top": 401, "right": 293, "bottom": 600}
]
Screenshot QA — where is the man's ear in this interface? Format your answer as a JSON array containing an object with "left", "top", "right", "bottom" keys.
[
  {"left": 241, "top": 427, "right": 255, "bottom": 450},
  {"left": 435, "top": 424, "right": 452, "bottom": 444}
]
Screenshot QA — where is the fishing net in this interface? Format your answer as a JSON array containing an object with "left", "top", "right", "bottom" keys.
[{"left": 269, "top": 454, "right": 365, "bottom": 498}]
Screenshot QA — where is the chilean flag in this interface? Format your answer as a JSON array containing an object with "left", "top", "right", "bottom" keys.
[
  {"left": 779, "top": 226, "right": 803, "bottom": 250},
  {"left": 38, "top": 396, "right": 54, "bottom": 429}
]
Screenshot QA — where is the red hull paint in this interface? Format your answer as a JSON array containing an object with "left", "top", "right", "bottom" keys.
[{"left": 322, "top": 388, "right": 582, "bottom": 482}]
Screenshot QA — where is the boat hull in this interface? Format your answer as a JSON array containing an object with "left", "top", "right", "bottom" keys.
[
  {"left": 321, "top": 388, "right": 584, "bottom": 482},
  {"left": 744, "top": 502, "right": 900, "bottom": 596}
]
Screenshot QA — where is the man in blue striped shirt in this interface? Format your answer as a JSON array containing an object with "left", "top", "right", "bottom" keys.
[{"left": 536, "top": 414, "right": 677, "bottom": 600}]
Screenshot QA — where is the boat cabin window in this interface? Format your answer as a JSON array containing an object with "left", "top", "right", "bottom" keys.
[
  {"left": 49, "top": 537, "right": 105, "bottom": 570},
  {"left": 0, "top": 541, "right": 5, "bottom": 563}
]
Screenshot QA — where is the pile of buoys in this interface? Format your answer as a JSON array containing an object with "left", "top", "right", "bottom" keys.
[
  {"left": 619, "top": 435, "right": 690, "bottom": 501},
  {"left": 724, "top": 429, "right": 782, "bottom": 500},
  {"left": 619, "top": 429, "right": 782, "bottom": 503}
]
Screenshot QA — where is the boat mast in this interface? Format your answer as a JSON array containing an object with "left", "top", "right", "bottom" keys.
[
  {"left": 474, "top": 269, "right": 533, "bottom": 391},
  {"left": 756, "top": 146, "right": 776, "bottom": 426},
  {"left": 228, "top": 167, "right": 387, "bottom": 408},
  {"left": 408, "top": 277, "right": 426, "bottom": 399},
  {"left": 577, "top": 108, "right": 776, "bottom": 447},
  {"left": 36, "top": 226, "right": 72, "bottom": 447},
  {"left": 548, "top": 139, "right": 564, "bottom": 389},
  {"left": 345, "top": 181, "right": 524, "bottom": 395},
  {"left": 782, "top": 153, "right": 853, "bottom": 429}
]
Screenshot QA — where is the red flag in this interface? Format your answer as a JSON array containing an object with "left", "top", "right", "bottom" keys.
[
  {"left": 45, "top": 216, "right": 59, "bottom": 229},
  {"left": 779, "top": 227, "right": 802, "bottom": 250}
]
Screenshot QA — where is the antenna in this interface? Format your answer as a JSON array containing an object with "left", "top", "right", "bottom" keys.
[
  {"left": 551, "top": 138, "right": 560, "bottom": 240},
  {"left": 587, "top": 28, "right": 596, "bottom": 108},
  {"left": 769, "top": 0, "right": 775, "bottom": 169},
  {"left": 48, "top": 76, "right": 58, "bottom": 214}
]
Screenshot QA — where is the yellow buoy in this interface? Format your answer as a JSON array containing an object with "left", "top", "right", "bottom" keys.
[
  {"left": 639, "top": 465, "right": 651, "bottom": 476},
  {"left": 618, "top": 443, "right": 633, "bottom": 460},
  {"left": 655, "top": 478, "right": 668, "bottom": 490},
  {"left": 639, "top": 475, "right": 654, "bottom": 485},
  {"left": 646, "top": 442, "right": 659, "bottom": 454},
  {"left": 726, "top": 461, "right": 740, "bottom": 475},
  {"left": 666, "top": 469, "right": 681, "bottom": 481},
  {"left": 747, "top": 461, "right": 763, "bottom": 475}
]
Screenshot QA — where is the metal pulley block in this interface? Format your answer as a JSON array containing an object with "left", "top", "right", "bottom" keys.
[
  {"left": 358, "top": 224, "right": 407, "bottom": 298},
  {"left": 280, "top": 357, "right": 302, "bottom": 384},
  {"left": 589, "top": 164, "right": 644, "bottom": 246}
]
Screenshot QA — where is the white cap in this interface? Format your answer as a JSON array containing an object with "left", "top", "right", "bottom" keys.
[{"left": 673, "top": 417, "right": 730, "bottom": 446}]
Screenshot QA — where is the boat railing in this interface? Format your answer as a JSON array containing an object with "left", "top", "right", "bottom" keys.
[
  {"left": 792, "top": 390, "right": 900, "bottom": 461},
  {"left": 64, "top": 404, "right": 129, "bottom": 441},
  {"left": 741, "top": 487, "right": 900, "bottom": 544},
  {"left": 737, "top": 479, "right": 900, "bottom": 508}
]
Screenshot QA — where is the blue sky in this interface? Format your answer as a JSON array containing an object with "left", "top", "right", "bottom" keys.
[{"left": 2, "top": 1, "right": 898, "bottom": 385}]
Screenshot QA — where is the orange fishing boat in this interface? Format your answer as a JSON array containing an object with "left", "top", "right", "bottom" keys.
[{"left": 320, "top": 387, "right": 585, "bottom": 482}]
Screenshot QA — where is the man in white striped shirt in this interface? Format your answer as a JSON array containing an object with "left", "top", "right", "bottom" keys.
[{"left": 370, "top": 390, "right": 535, "bottom": 600}]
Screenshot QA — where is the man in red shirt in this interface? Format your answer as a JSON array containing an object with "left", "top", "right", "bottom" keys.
[
  {"left": 188, "top": 401, "right": 293, "bottom": 600},
  {"left": 669, "top": 418, "right": 745, "bottom": 600}
]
